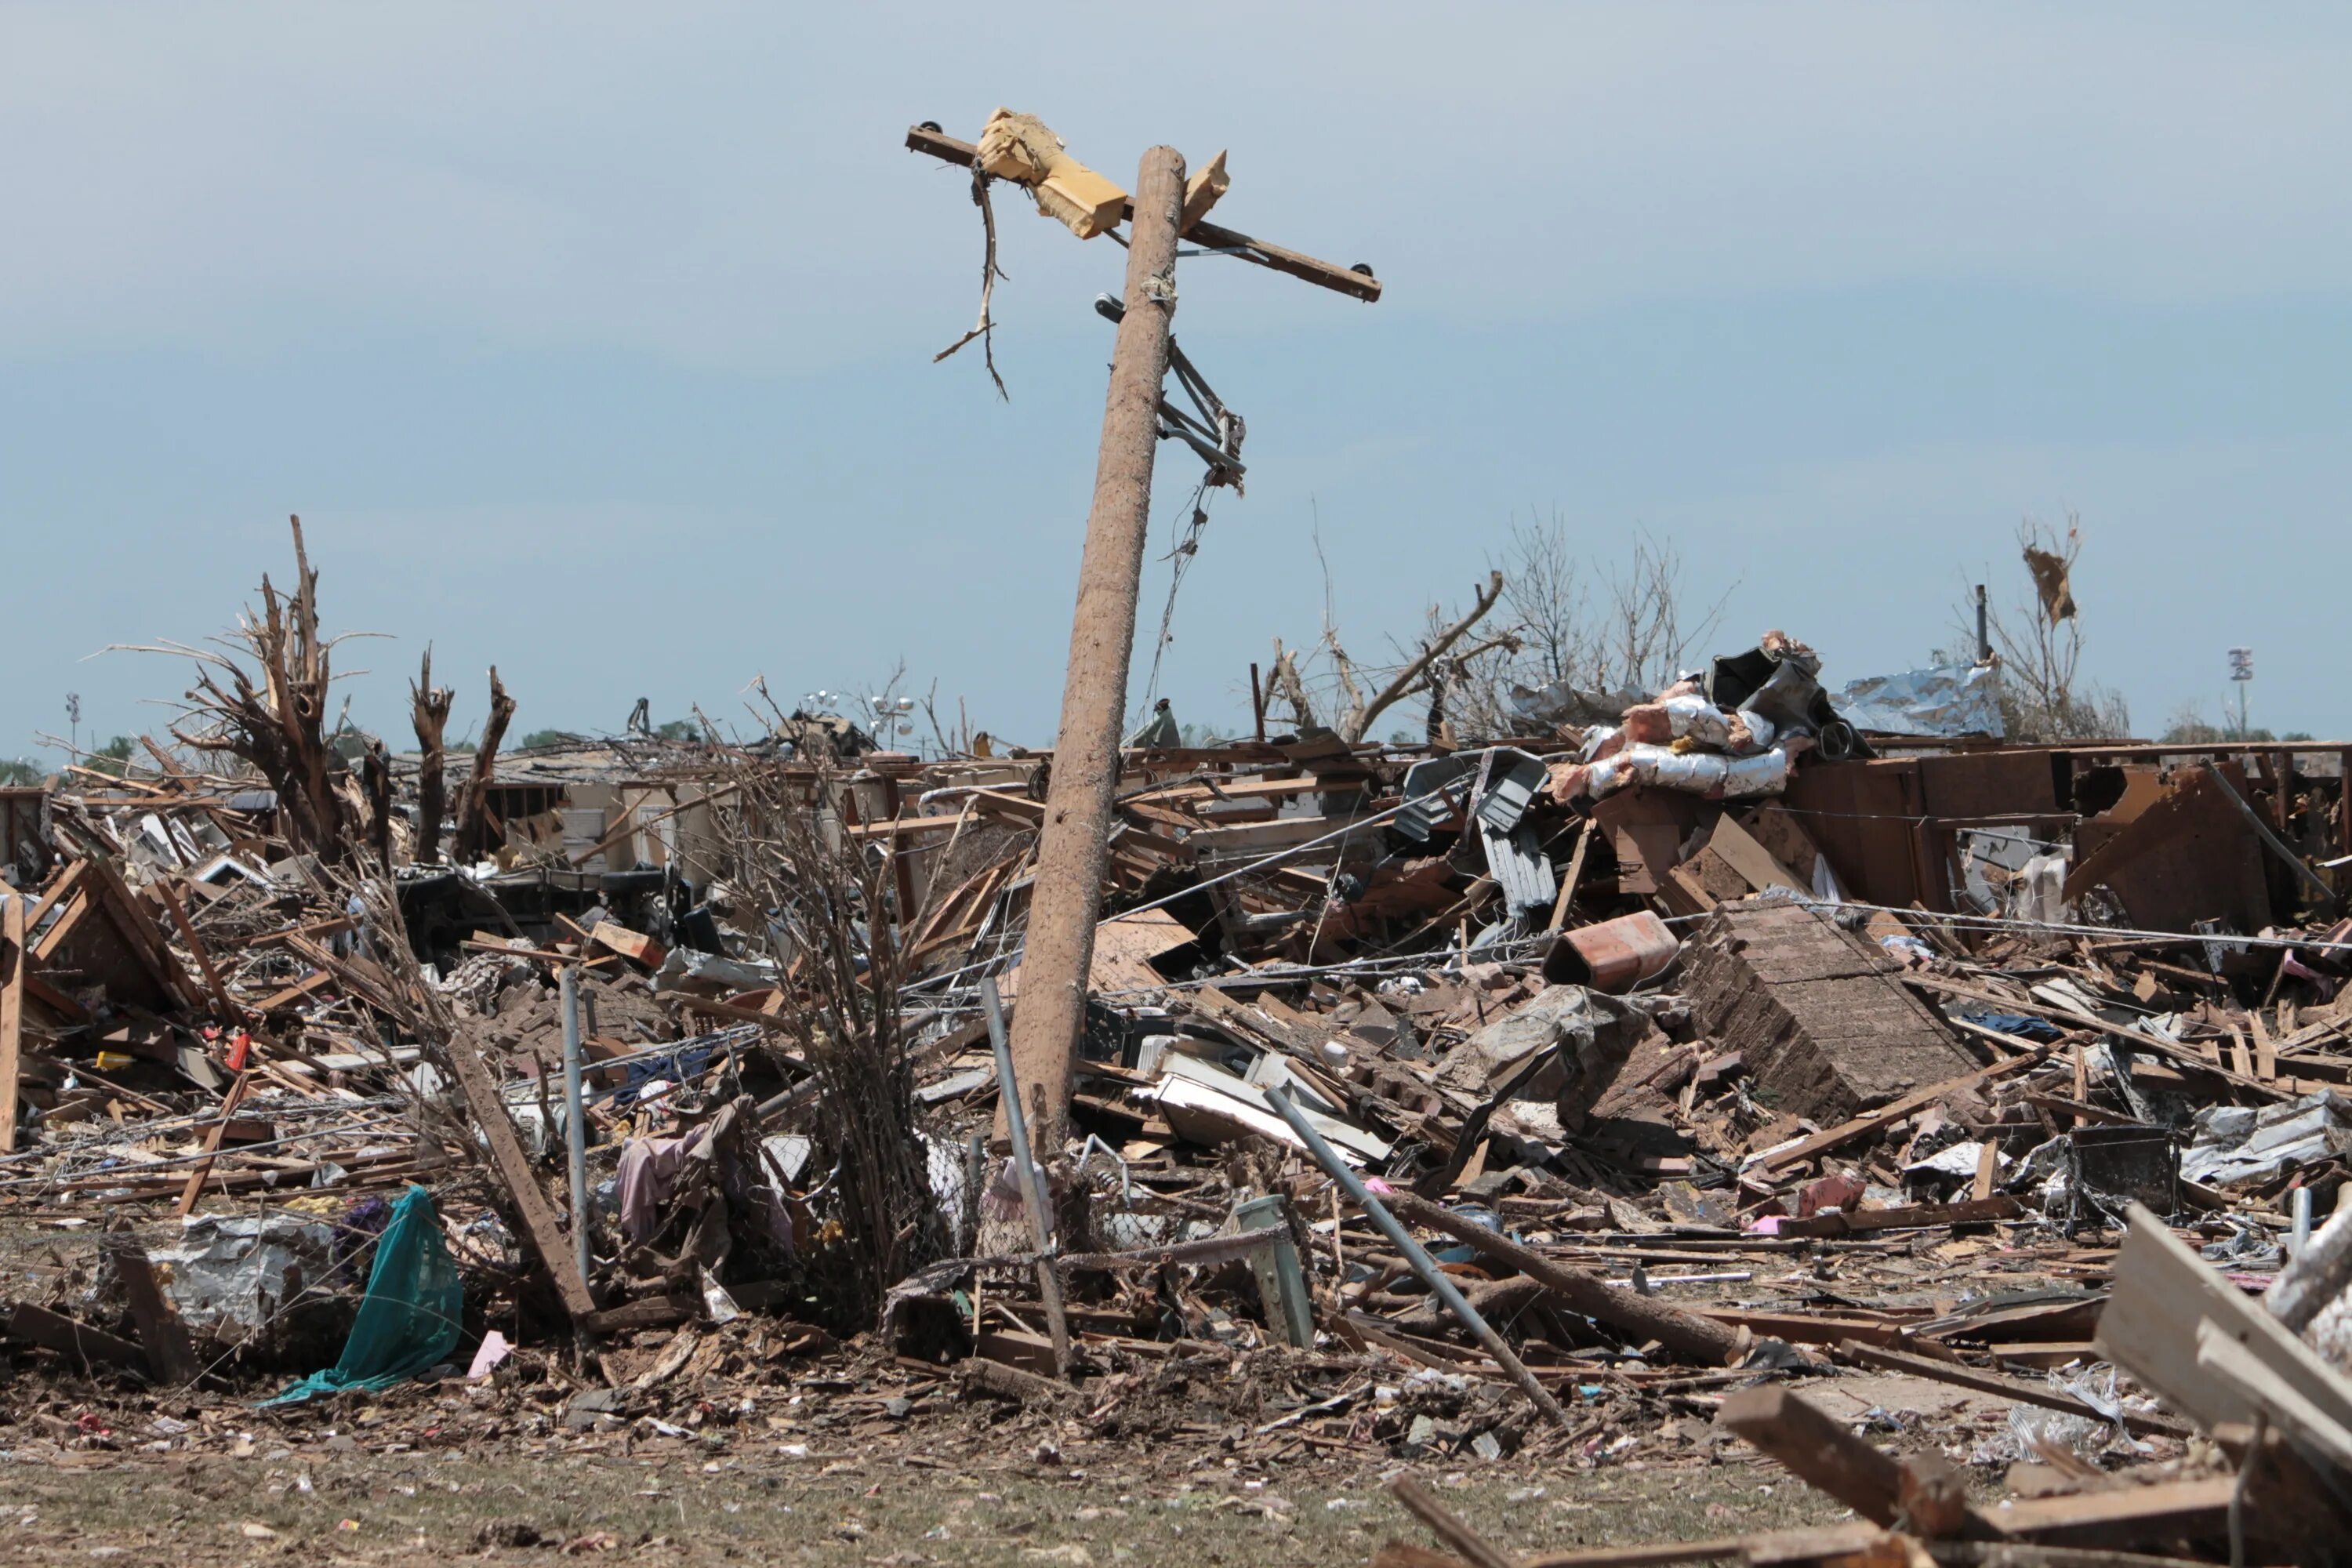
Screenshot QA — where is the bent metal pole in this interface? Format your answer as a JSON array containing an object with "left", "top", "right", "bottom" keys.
[
  {"left": 1000, "top": 146, "right": 1186, "bottom": 1154},
  {"left": 1265, "top": 1085, "right": 1573, "bottom": 1429}
]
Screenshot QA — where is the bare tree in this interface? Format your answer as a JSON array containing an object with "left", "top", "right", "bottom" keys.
[
  {"left": 1326, "top": 572, "right": 1512, "bottom": 742},
  {"left": 410, "top": 647, "right": 453, "bottom": 865},
  {"left": 1967, "top": 514, "right": 2132, "bottom": 742},
  {"left": 133, "top": 517, "right": 356, "bottom": 861},
  {"left": 454, "top": 667, "right": 517, "bottom": 858},
  {"left": 1501, "top": 512, "right": 1596, "bottom": 688}
]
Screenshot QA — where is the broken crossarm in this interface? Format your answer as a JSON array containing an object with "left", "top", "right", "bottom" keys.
[{"left": 906, "top": 123, "right": 1381, "bottom": 303}]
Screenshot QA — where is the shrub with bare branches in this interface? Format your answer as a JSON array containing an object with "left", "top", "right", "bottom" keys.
[{"left": 699, "top": 760, "right": 946, "bottom": 1328}]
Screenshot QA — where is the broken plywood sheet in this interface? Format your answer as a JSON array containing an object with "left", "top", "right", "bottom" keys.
[
  {"left": 1000, "top": 906, "right": 1195, "bottom": 1003},
  {"left": 1681, "top": 900, "right": 1980, "bottom": 1123}
]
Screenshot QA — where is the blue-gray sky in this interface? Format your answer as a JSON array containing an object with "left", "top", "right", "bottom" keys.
[{"left": 5, "top": 2, "right": 2347, "bottom": 760}]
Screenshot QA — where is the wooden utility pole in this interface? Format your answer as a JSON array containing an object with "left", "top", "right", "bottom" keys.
[
  {"left": 1001, "top": 145, "right": 1185, "bottom": 1152},
  {"left": 908, "top": 118, "right": 1377, "bottom": 1152}
]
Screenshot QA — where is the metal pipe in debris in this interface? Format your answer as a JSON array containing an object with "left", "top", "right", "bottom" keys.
[
  {"left": 560, "top": 965, "right": 592, "bottom": 1298},
  {"left": 1264, "top": 1084, "right": 1571, "bottom": 1428},
  {"left": 980, "top": 977, "right": 1073, "bottom": 1378}
]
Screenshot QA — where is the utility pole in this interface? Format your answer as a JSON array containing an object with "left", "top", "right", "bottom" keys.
[
  {"left": 908, "top": 118, "right": 1377, "bottom": 1151},
  {"left": 1006, "top": 145, "right": 1186, "bottom": 1152}
]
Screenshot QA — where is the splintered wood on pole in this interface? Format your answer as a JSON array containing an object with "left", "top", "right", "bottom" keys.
[{"left": 909, "top": 117, "right": 1378, "bottom": 1154}]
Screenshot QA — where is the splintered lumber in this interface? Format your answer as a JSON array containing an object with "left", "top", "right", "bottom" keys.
[
  {"left": 1751, "top": 1051, "right": 2045, "bottom": 1174},
  {"left": 1722, "top": 1386, "right": 1998, "bottom": 1541},
  {"left": 1838, "top": 1340, "right": 2188, "bottom": 1439},
  {"left": 0, "top": 891, "right": 23, "bottom": 1154},
  {"left": 905, "top": 124, "right": 1384, "bottom": 302},
  {"left": 2093, "top": 1201, "right": 2352, "bottom": 1437},
  {"left": 1376, "top": 1186, "right": 1744, "bottom": 1365},
  {"left": 156, "top": 879, "right": 238, "bottom": 1022},
  {"left": 587, "top": 920, "right": 665, "bottom": 967},
  {"left": 442, "top": 1022, "right": 598, "bottom": 1327},
  {"left": 1775, "top": 1194, "right": 2022, "bottom": 1236},
  {"left": 103, "top": 1237, "right": 202, "bottom": 1386},
  {"left": 7, "top": 1301, "right": 150, "bottom": 1374}
]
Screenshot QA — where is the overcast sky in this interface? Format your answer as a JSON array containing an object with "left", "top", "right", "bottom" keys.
[{"left": 5, "top": 2, "right": 2347, "bottom": 764}]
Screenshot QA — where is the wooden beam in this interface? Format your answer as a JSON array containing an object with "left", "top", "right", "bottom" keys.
[
  {"left": 441, "top": 1022, "right": 599, "bottom": 1327},
  {"left": 1718, "top": 1385, "right": 1915, "bottom": 1527},
  {"left": 7, "top": 1301, "right": 149, "bottom": 1373},
  {"left": 906, "top": 123, "right": 1382, "bottom": 303},
  {"left": 175, "top": 1070, "right": 253, "bottom": 1217},
  {"left": 2095, "top": 1201, "right": 2352, "bottom": 1436},
  {"left": 1976, "top": 1477, "right": 2234, "bottom": 1548},
  {"left": 156, "top": 879, "right": 240, "bottom": 1023},
  {"left": 1839, "top": 1339, "right": 2188, "bottom": 1439}
]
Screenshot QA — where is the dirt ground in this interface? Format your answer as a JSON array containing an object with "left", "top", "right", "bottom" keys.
[{"left": 0, "top": 1425, "right": 1844, "bottom": 1567}]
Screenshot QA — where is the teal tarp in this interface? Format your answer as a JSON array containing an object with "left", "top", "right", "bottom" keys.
[{"left": 263, "top": 1184, "right": 463, "bottom": 1406}]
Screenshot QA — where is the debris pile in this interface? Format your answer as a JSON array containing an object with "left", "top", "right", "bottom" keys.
[{"left": 6, "top": 524, "right": 2352, "bottom": 1566}]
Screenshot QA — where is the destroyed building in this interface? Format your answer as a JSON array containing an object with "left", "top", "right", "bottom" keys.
[{"left": 3, "top": 514, "right": 2351, "bottom": 1567}]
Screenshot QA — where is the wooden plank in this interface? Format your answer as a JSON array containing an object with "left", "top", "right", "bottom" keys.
[
  {"left": 586, "top": 921, "right": 663, "bottom": 968},
  {"left": 1970, "top": 1139, "right": 2000, "bottom": 1203},
  {"left": 844, "top": 811, "right": 968, "bottom": 839},
  {"left": 1692, "top": 1308, "right": 1951, "bottom": 1356},
  {"left": 1704, "top": 814, "right": 1806, "bottom": 895},
  {"left": 2224, "top": 1022, "right": 2253, "bottom": 1079},
  {"left": 582, "top": 1294, "right": 698, "bottom": 1334},
  {"left": 175, "top": 1069, "right": 253, "bottom": 1217},
  {"left": 0, "top": 891, "right": 23, "bottom": 1155},
  {"left": 155, "top": 879, "right": 239, "bottom": 1023},
  {"left": 441, "top": 1022, "right": 598, "bottom": 1327},
  {"left": 2093, "top": 1201, "right": 2352, "bottom": 1436},
  {"left": 1839, "top": 1339, "right": 2187, "bottom": 1439},
  {"left": 6, "top": 1301, "right": 148, "bottom": 1372},
  {"left": 2195, "top": 1317, "right": 2352, "bottom": 1472},
  {"left": 1774, "top": 1195, "right": 2022, "bottom": 1237},
  {"left": 103, "top": 1237, "right": 203, "bottom": 1386},
  {"left": 1387, "top": 1475, "right": 1516, "bottom": 1568},
  {"left": 1544, "top": 822, "right": 1592, "bottom": 933},
  {"left": 1751, "top": 1051, "right": 2045, "bottom": 1173},
  {"left": 2249, "top": 1011, "right": 2277, "bottom": 1081},
  {"left": 1976, "top": 1476, "right": 2234, "bottom": 1547},
  {"left": 1716, "top": 1385, "right": 1911, "bottom": 1526},
  {"left": 252, "top": 968, "right": 336, "bottom": 1011}
]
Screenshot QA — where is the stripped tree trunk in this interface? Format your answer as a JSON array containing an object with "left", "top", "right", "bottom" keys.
[
  {"left": 410, "top": 648, "right": 454, "bottom": 865},
  {"left": 455, "top": 666, "right": 516, "bottom": 862}
]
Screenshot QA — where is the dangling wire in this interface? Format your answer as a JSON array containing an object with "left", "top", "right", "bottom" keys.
[{"left": 1139, "top": 473, "right": 1215, "bottom": 709}]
